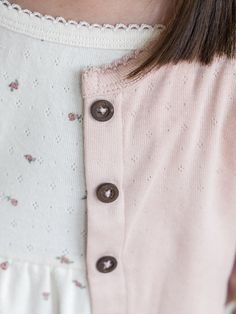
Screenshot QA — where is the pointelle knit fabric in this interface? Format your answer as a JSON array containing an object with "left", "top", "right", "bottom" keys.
[
  {"left": 0, "top": 1, "right": 236, "bottom": 314},
  {"left": 0, "top": 1, "right": 165, "bottom": 313}
]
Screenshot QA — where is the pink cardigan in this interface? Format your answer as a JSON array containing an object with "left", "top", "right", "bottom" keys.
[{"left": 81, "top": 43, "right": 236, "bottom": 314}]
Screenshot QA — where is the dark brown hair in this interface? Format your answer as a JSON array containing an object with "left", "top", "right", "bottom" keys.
[{"left": 126, "top": 0, "right": 236, "bottom": 80}]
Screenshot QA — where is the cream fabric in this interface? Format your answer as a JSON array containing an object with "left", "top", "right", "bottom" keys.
[{"left": 0, "top": 1, "right": 163, "bottom": 313}]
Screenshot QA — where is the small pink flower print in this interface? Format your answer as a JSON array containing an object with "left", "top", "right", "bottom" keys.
[
  {"left": 0, "top": 261, "right": 9, "bottom": 270},
  {"left": 42, "top": 292, "right": 50, "bottom": 300},
  {"left": 68, "top": 113, "right": 83, "bottom": 122},
  {"left": 68, "top": 113, "right": 77, "bottom": 121},
  {"left": 72, "top": 279, "right": 86, "bottom": 289},
  {"left": 9, "top": 79, "right": 19, "bottom": 91},
  {"left": 11, "top": 199, "right": 18, "bottom": 206},
  {"left": 24, "top": 154, "right": 36, "bottom": 163},
  {"left": 56, "top": 255, "right": 74, "bottom": 264},
  {"left": 5, "top": 196, "right": 18, "bottom": 206}
]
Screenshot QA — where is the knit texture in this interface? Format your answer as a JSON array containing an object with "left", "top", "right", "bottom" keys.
[
  {"left": 0, "top": 1, "right": 164, "bottom": 313},
  {"left": 0, "top": 0, "right": 236, "bottom": 314},
  {"left": 82, "top": 53, "right": 236, "bottom": 314}
]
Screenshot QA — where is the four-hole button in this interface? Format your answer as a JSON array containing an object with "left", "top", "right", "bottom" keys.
[
  {"left": 96, "top": 183, "right": 119, "bottom": 203},
  {"left": 96, "top": 256, "right": 118, "bottom": 273},
  {"left": 90, "top": 100, "right": 114, "bottom": 122}
]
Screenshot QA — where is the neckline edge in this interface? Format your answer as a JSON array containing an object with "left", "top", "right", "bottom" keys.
[{"left": 0, "top": 0, "right": 166, "bottom": 32}]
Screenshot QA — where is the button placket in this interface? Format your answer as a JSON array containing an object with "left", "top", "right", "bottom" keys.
[{"left": 82, "top": 91, "right": 126, "bottom": 314}]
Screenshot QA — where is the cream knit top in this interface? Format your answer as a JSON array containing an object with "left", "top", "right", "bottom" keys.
[{"left": 0, "top": 0, "right": 165, "bottom": 313}]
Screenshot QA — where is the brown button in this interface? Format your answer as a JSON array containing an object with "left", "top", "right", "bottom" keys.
[
  {"left": 96, "top": 183, "right": 119, "bottom": 203},
  {"left": 90, "top": 100, "right": 114, "bottom": 121},
  {"left": 96, "top": 256, "right": 118, "bottom": 273}
]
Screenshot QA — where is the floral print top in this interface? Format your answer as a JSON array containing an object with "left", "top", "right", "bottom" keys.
[{"left": 0, "top": 0, "right": 158, "bottom": 313}]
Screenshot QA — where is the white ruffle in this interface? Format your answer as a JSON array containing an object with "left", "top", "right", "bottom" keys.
[{"left": 0, "top": 255, "right": 91, "bottom": 314}]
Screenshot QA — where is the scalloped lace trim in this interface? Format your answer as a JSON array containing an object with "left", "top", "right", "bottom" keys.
[{"left": 0, "top": 0, "right": 166, "bottom": 32}]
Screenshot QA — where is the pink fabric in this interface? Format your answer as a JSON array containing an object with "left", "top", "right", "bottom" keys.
[{"left": 81, "top": 46, "right": 236, "bottom": 314}]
